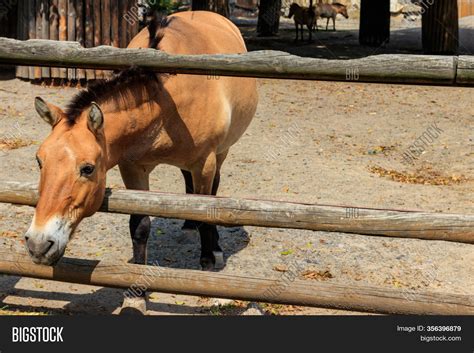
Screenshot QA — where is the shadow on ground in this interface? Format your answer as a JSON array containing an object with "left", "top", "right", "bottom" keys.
[
  {"left": 0, "top": 218, "right": 250, "bottom": 315},
  {"left": 0, "top": 276, "right": 212, "bottom": 315},
  {"left": 147, "top": 217, "right": 250, "bottom": 271},
  {"left": 242, "top": 25, "right": 474, "bottom": 59}
]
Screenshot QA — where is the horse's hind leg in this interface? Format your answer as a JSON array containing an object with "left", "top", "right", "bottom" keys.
[
  {"left": 180, "top": 169, "right": 200, "bottom": 231},
  {"left": 191, "top": 151, "right": 227, "bottom": 270},
  {"left": 118, "top": 163, "right": 154, "bottom": 314}
]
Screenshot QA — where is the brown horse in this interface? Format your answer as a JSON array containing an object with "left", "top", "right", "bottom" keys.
[
  {"left": 288, "top": 3, "right": 317, "bottom": 42},
  {"left": 25, "top": 11, "right": 258, "bottom": 310},
  {"left": 315, "top": 3, "right": 349, "bottom": 31}
]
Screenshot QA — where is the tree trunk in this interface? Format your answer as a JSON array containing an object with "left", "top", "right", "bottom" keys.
[
  {"left": 359, "top": 0, "right": 390, "bottom": 47},
  {"left": 257, "top": 0, "right": 282, "bottom": 36},
  {"left": 192, "top": 0, "right": 209, "bottom": 11},
  {"left": 422, "top": 0, "right": 459, "bottom": 54},
  {"left": 211, "top": 0, "right": 230, "bottom": 17}
]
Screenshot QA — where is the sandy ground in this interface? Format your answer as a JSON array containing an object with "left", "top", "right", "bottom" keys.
[{"left": 0, "top": 18, "right": 473, "bottom": 315}]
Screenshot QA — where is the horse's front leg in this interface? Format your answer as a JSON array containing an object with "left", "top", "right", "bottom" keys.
[
  {"left": 191, "top": 151, "right": 227, "bottom": 271},
  {"left": 180, "top": 169, "right": 200, "bottom": 231},
  {"left": 118, "top": 162, "right": 154, "bottom": 314},
  {"left": 129, "top": 214, "right": 151, "bottom": 268},
  {"left": 333, "top": 16, "right": 336, "bottom": 31}
]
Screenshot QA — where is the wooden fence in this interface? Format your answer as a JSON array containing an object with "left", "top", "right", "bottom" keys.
[
  {"left": 15, "top": 0, "right": 140, "bottom": 82},
  {"left": 1, "top": 182, "right": 473, "bottom": 244},
  {"left": 1, "top": 249, "right": 472, "bottom": 314},
  {"left": 1, "top": 38, "right": 474, "bottom": 86},
  {"left": 0, "top": 40, "right": 473, "bottom": 314},
  {"left": 0, "top": 182, "right": 473, "bottom": 314}
]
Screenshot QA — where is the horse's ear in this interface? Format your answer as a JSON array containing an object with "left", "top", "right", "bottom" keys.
[
  {"left": 87, "top": 102, "right": 104, "bottom": 133},
  {"left": 34, "top": 97, "right": 62, "bottom": 127}
]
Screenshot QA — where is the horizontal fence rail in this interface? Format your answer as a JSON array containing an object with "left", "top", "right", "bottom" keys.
[
  {"left": 1, "top": 250, "right": 473, "bottom": 315},
  {"left": 1, "top": 182, "right": 473, "bottom": 244},
  {"left": 0, "top": 38, "right": 473, "bottom": 86}
]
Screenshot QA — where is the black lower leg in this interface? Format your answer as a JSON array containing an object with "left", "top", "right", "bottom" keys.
[
  {"left": 128, "top": 214, "right": 150, "bottom": 298},
  {"left": 199, "top": 171, "right": 222, "bottom": 270},
  {"left": 198, "top": 222, "right": 222, "bottom": 270},
  {"left": 211, "top": 171, "right": 220, "bottom": 196},
  {"left": 130, "top": 214, "right": 150, "bottom": 265},
  {"left": 181, "top": 169, "right": 199, "bottom": 230}
]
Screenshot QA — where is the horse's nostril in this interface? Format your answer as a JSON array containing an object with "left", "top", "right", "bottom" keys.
[
  {"left": 25, "top": 235, "right": 29, "bottom": 241},
  {"left": 26, "top": 237, "right": 55, "bottom": 258},
  {"left": 46, "top": 240, "right": 55, "bottom": 252}
]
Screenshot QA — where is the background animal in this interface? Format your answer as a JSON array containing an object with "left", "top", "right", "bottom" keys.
[
  {"left": 315, "top": 2, "right": 349, "bottom": 31},
  {"left": 288, "top": 3, "right": 317, "bottom": 41}
]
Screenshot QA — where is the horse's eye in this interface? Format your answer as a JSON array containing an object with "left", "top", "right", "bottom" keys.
[
  {"left": 80, "top": 164, "right": 95, "bottom": 176},
  {"left": 36, "top": 156, "right": 42, "bottom": 169}
]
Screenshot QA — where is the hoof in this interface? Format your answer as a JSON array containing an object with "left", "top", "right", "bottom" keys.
[
  {"left": 242, "top": 302, "right": 265, "bottom": 316},
  {"left": 120, "top": 296, "right": 147, "bottom": 315},
  {"left": 211, "top": 298, "right": 234, "bottom": 307},
  {"left": 200, "top": 257, "right": 215, "bottom": 271},
  {"left": 200, "top": 251, "right": 225, "bottom": 271},
  {"left": 213, "top": 251, "right": 225, "bottom": 269}
]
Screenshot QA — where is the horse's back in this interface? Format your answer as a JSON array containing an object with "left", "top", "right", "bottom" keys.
[
  {"left": 164, "top": 11, "right": 246, "bottom": 55},
  {"left": 128, "top": 11, "right": 246, "bottom": 55},
  {"left": 128, "top": 11, "right": 258, "bottom": 162}
]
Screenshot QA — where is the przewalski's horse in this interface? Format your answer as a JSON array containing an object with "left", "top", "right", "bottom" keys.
[
  {"left": 315, "top": 3, "right": 349, "bottom": 31},
  {"left": 288, "top": 3, "right": 317, "bottom": 42},
  {"left": 25, "top": 11, "right": 258, "bottom": 307}
]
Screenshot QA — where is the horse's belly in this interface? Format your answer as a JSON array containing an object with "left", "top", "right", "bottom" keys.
[{"left": 216, "top": 77, "right": 258, "bottom": 154}]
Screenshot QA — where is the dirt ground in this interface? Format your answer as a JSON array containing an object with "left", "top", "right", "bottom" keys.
[{"left": 0, "top": 17, "right": 473, "bottom": 315}]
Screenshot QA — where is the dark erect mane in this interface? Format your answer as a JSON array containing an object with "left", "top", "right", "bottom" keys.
[{"left": 65, "top": 15, "right": 173, "bottom": 125}]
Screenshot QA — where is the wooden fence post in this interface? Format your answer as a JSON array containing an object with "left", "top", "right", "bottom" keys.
[
  {"left": 49, "top": 0, "right": 60, "bottom": 79},
  {"left": 27, "top": 0, "right": 36, "bottom": 79},
  {"left": 40, "top": 0, "right": 50, "bottom": 79},
  {"left": 15, "top": 0, "right": 29, "bottom": 79},
  {"left": 84, "top": 0, "right": 95, "bottom": 80},
  {"left": 192, "top": 0, "right": 210, "bottom": 11},
  {"left": 58, "top": 0, "right": 68, "bottom": 79},
  {"left": 359, "top": 0, "right": 390, "bottom": 47},
  {"left": 76, "top": 0, "right": 85, "bottom": 80},
  {"left": 257, "top": 0, "right": 281, "bottom": 36},
  {"left": 422, "top": 0, "right": 459, "bottom": 54},
  {"left": 67, "top": 0, "right": 76, "bottom": 80}
]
